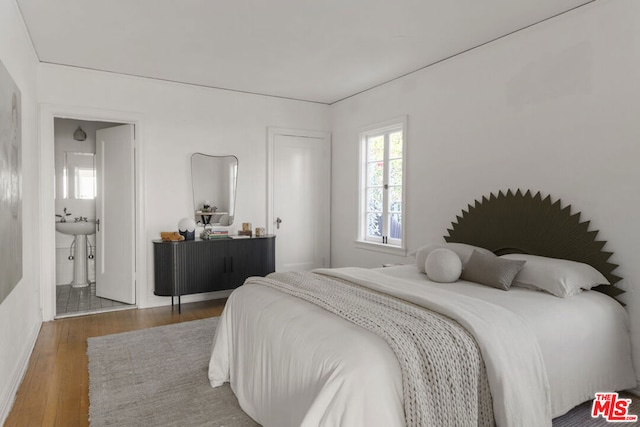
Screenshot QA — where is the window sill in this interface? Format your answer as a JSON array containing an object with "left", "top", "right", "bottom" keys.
[{"left": 354, "top": 240, "right": 407, "bottom": 256}]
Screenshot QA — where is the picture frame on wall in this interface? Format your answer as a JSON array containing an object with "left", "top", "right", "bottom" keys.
[{"left": 0, "top": 59, "right": 23, "bottom": 305}]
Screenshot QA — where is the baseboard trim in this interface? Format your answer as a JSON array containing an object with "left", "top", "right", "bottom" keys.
[{"left": 0, "top": 320, "right": 42, "bottom": 425}]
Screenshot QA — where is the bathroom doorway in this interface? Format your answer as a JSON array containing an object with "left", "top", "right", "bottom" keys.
[{"left": 52, "top": 118, "right": 136, "bottom": 318}]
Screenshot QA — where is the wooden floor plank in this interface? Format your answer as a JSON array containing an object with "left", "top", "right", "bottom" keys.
[{"left": 4, "top": 299, "right": 226, "bottom": 427}]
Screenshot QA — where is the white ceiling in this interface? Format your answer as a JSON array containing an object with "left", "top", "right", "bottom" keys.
[{"left": 17, "top": 0, "right": 594, "bottom": 104}]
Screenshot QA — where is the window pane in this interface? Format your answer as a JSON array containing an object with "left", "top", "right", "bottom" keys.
[
  {"left": 367, "top": 136, "right": 384, "bottom": 162},
  {"left": 390, "top": 131, "right": 403, "bottom": 159},
  {"left": 388, "top": 159, "right": 402, "bottom": 186},
  {"left": 367, "top": 161, "right": 384, "bottom": 187},
  {"left": 367, "top": 213, "right": 382, "bottom": 237},
  {"left": 76, "top": 168, "right": 96, "bottom": 199},
  {"left": 359, "top": 120, "right": 405, "bottom": 247},
  {"left": 388, "top": 186, "right": 402, "bottom": 213},
  {"left": 367, "top": 188, "right": 383, "bottom": 212},
  {"left": 389, "top": 213, "right": 402, "bottom": 239}
]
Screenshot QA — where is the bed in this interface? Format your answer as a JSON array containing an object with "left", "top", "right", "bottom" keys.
[{"left": 208, "top": 190, "right": 636, "bottom": 426}]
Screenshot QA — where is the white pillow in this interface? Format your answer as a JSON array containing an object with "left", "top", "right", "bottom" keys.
[
  {"left": 425, "top": 249, "right": 462, "bottom": 283},
  {"left": 415, "top": 243, "right": 494, "bottom": 273},
  {"left": 499, "top": 254, "right": 610, "bottom": 298}
]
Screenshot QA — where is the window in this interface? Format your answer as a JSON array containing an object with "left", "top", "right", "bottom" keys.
[
  {"left": 357, "top": 117, "right": 406, "bottom": 254},
  {"left": 75, "top": 167, "right": 97, "bottom": 199},
  {"left": 63, "top": 152, "right": 96, "bottom": 199}
]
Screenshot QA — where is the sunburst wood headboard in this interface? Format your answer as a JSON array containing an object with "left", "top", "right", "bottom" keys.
[{"left": 444, "top": 189, "right": 623, "bottom": 301}]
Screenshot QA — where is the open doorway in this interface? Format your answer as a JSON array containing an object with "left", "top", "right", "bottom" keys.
[{"left": 53, "top": 118, "right": 136, "bottom": 318}]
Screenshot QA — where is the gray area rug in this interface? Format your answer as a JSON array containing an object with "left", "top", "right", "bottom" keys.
[
  {"left": 88, "top": 317, "right": 258, "bottom": 427},
  {"left": 88, "top": 317, "right": 638, "bottom": 427}
]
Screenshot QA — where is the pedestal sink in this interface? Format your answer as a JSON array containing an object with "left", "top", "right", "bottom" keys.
[{"left": 56, "top": 221, "right": 97, "bottom": 288}]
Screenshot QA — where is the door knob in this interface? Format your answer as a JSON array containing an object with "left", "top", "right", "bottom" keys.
[
  {"left": 276, "top": 217, "right": 282, "bottom": 229},
  {"left": 96, "top": 218, "right": 100, "bottom": 232}
]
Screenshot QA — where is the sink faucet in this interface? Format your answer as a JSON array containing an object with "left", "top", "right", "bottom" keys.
[
  {"left": 74, "top": 217, "right": 88, "bottom": 222},
  {"left": 56, "top": 207, "right": 72, "bottom": 223}
]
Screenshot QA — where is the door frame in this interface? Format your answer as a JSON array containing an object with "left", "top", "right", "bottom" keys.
[
  {"left": 266, "top": 127, "right": 331, "bottom": 268},
  {"left": 39, "top": 104, "right": 146, "bottom": 321}
]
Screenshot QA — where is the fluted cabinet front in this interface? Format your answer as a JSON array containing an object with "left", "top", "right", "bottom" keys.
[{"left": 153, "top": 236, "right": 276, "bottom": 299}]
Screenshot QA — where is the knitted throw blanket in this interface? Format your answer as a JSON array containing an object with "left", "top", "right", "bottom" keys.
[{"left": 249, "top": 271, "right": 494, "bottom": 427}]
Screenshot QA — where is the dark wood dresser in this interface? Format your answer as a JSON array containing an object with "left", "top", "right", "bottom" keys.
[{"left": 153, "top": 235, "right": 275, "bottom": 312}]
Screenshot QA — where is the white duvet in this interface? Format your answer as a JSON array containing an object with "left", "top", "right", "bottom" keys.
[{"left": 209, "top": 265, "right": 636, "bottom": 426}]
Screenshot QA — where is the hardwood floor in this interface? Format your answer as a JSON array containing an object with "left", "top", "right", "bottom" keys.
[{"left": 4, "top": 299, "right": 226, "bottom": 427}]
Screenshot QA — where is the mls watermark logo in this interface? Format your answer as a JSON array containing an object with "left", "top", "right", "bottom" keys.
[{"left": 591, "top": 392, "right": 637, "bottom": 422}]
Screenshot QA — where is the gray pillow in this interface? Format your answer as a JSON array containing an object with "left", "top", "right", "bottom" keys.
[{"left": 461, "top": 250, "right": 526, "bottom": 291}]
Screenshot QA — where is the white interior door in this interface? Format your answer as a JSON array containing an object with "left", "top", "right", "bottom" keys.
[
  {"left": 269, "top": 129, "right": 330, "bottom": 271},
  {"left": 95, "top": 124, "right": 135, "bottom": 303}
]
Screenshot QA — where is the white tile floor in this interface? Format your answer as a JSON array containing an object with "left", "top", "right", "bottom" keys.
[{"left": 56, "top": 283, "right": 134, "bottom": 317}]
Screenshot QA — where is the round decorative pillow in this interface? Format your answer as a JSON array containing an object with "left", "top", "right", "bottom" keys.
[{"left": 425, "top": 248, "right": 462, "bottom": 283}]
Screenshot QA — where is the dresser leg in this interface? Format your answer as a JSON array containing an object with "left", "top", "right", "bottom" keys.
[{"left": 170, "top": 295, "right": 182, "bottom": 314}]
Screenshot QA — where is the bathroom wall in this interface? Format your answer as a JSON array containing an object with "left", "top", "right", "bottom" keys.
[{"left": 53, "top": 118, "right": 120, "bottom": 286}]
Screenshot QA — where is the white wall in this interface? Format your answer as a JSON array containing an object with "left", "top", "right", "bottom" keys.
[
  {"left": 330, "top": 0, "right": 640, "bottom": 386},
  {"left": 39, "top": 64, "right": 330, "bottom": 310},
  {"left": 0, "top": 0, "right": 42, "bottom": 423}
]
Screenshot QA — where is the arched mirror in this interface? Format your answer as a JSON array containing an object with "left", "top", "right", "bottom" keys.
[{"left": 191, "top": 153, "right": 238, "bottom": 226}]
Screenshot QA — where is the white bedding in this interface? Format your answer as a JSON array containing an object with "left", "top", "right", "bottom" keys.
[
  {"left": 209, "top": 265, "right": 636, "bottom": 426},
  {"left": 378, "top": 265, "right": 636, "bottom": 417}
]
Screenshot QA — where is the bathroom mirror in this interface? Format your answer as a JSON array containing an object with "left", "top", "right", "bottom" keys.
[
  {"left": 63, "top": 151, "right": 96, "bottom": 199},
  {"left": 191, "top": 153, "right": 238, "bottom": 226}
]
